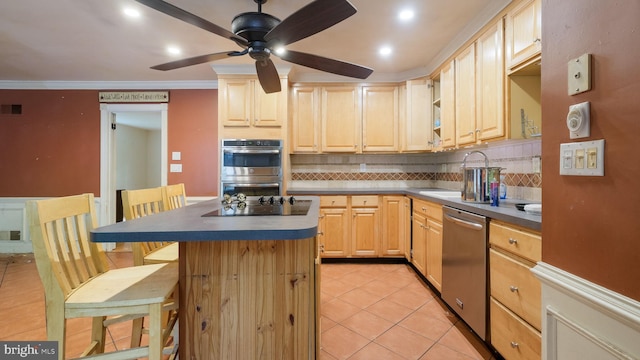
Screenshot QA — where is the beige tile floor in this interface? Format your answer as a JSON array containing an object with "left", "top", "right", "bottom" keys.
[{"left": 0, "top": 249, "right": 498, "bottom": 360}]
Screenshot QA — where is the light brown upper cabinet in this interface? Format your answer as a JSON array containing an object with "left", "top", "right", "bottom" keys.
[
  {"left": 321, "top": 86, "right": 361, "bottom": 153},
  {"left": 439, "top": 60, "right": 456, "bottom": 148},
  {"left": 505, "top": 0, "right": 541, "bottom": 72},
  {"left": 476, "top": 20, "right": 505, "bottom": 142},
  {"left": 455, "top": 43, "right": 477, "bottom": 146},
  {"left": 219, "top": 77, "right": 287, "bottom": 128},
  {"left": 290, "top": 84, "right": 400, "bottom": 154},
  {"left": 290, "top": 86, "right": 320, "bottom": 153},
  {"left": 362, "top": 86, "right": 399, "bottom": 152},
  {"left": 403, "top": 78, "right": 433, "bottom": 152}
]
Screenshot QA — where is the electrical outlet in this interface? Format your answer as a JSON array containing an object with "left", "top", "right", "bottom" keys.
[
  {"left": 559, "top": 139, "right": 604, "bottom": 176},
  {"left": 360, "top": 163, "right": 366, "bottom": 172}
]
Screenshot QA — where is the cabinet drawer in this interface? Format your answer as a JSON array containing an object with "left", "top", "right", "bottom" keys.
[
  {"left": 351, "top": 195, "right": 379, "bottom": 207},
  {"left": 320, "top": 196, "right": 348, "bottom": 207},
  {"left": 413, "top": 199, "right": 442, "bottom": 221},
  {"left": 490, "top": 249, "right": 541, "bottom": 330},
  {"left": 490, "top": 221, "right": 541, "bottom": 262},
  {"left": 490, "top": 297, "right": 541, "bottom": 360}
]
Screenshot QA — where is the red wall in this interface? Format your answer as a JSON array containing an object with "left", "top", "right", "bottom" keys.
[
  {"left": 541, "top": 0, "right": 640, "bottom": 300},
  {"left": 0, "top": 89, "right": 218, "bottom": 197},
  {"left": 0, "top": 90, "right": 101, "bottom": 196},
  {"left": 167, "top": 89, "right": 218, "bottom": 196}
]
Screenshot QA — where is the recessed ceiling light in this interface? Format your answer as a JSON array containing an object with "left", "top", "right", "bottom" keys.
[
  {"left": 398, "top": 9, "right": 415, "bottom": 22},
  {"left": 379, "top": 46, "right": 392, "bottom": 56},
  {"left": 167, "top": 46, "right": 181, "bottom": 56},
  {"left": 123, "top": 7, "right": 141, "bottom": 18}
]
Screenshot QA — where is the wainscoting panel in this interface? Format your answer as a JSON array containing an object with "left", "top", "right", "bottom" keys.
[{"left": 532, "top": 262, "right": 640, "bottom": 360}]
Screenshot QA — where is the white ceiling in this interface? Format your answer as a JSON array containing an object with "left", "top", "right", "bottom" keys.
[{"left": 0, "top": 0, "right": 512, "bottom": 86}]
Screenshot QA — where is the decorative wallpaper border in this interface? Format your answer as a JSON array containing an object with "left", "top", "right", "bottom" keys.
[{"left": 291, "top": 172, "right": 542, "bottom": 188}]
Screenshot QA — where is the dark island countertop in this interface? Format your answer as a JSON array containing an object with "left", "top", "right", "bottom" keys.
[
  {"left": 91, "top": 196, "right": 320, "bottom": 243},
  {"left": 287, "top": 188, "right": 541, "bottom": 232}
]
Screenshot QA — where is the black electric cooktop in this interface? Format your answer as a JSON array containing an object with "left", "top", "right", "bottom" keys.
[{"left": 202, "top": 199, "right": 312, "bottom": 217}]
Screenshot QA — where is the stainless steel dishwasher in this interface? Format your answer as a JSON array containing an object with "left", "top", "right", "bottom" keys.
[{"left": 442, "top": 206, "right": 489, "bottom": 340}]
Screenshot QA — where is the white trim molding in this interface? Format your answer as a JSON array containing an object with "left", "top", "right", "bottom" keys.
[{"left": 532, "top": 262, "right": 640, "bottom": 360}]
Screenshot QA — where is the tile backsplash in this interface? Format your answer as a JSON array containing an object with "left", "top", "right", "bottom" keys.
[{"left": 289, "top": 139, "right": 542, "bottom": 202}]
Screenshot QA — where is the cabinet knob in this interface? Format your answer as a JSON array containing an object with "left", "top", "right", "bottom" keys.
[
  {"left": 318, "top": 231, "right": 324, "bottom": 236},
  {"left": 534, "top": 38, "right": 541, "bottom": 43},
  {"left": 509, "top": 285, "right": 519, "bottom": 293},
  {"left": 508, "top": 238, "right": 518, "bottom": 245},
  {"left": 510, "top": 341, "right": 519, "bottom": 348},
  {"left": 422, "top": 207, "right": 426, "bottom": 211}
]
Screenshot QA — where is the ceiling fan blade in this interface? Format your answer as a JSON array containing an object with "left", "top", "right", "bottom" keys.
[
  {"left": 276, "top": 50, "right": 373, "bottom": 79},
  {"left": 151, "top": 51, "right": 236, "bottom": 71},
  {"left": 264, "top": 0, "right": 356, "bottom": 46},
  {"left": 135, "top": 0, "right": 248, "bottom": 47},
  {"left": 255, "top": 59, "right": 281, "bottom": 94}
]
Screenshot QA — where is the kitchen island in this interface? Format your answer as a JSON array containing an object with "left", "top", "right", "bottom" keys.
[{"left": 91, "top": 196, "right": 321, "bottom": 360}]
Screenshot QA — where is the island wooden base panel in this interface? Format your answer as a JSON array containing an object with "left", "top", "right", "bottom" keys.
[{"left": 179, "top": 239, "right": 317, "bottom": 360}]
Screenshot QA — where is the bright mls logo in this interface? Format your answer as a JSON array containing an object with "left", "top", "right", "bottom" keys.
[{"left": 1, "top": 341, "right": 57, "bottom": 360}]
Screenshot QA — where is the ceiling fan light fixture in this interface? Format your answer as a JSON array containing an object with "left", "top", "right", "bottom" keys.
[{"left": 274, "top": 46, "right": 286, "bottom": 56}]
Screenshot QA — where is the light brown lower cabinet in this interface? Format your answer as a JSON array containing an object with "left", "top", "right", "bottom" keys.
[
  {"left": 351, "top": 196, "right": 379, "bottom": 256},
  {"left": 411, "top": 198, "right": 443, "bottom": 292},
  {"left": 489, "top": 220, "right": 542, "bottom": 360}
]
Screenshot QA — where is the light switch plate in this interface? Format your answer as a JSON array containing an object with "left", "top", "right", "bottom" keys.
[
  {"left": 568, "top": 53, "right": 591, "bottom": 95},
  {"left": 170, "top": 164, "right": 182, "bottom": 173},
  {"left": 172, "top": 151, "right": 181, "bottom": 161},
  {"left": 559, "top": 139, "right": 604, "bottom": 176}
]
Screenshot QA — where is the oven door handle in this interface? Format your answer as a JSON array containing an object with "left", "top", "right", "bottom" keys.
[
  {"left": 227, "top": 183, "right": 280, "bottom": 188},
  {"left": 223, "top": 149, "right": 281, "bottom": 154},
  {"left": 444, "top": 214, "right": 484, "bottom": 231}
]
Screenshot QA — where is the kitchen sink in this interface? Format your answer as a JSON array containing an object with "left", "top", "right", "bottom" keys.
[{"left": 418, "top": 190, "right": 461, "bottom": 199}]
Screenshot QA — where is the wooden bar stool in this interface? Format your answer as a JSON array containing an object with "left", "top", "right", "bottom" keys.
[{"left": 27, "top": 193, "right": 178, "bottom": 360}]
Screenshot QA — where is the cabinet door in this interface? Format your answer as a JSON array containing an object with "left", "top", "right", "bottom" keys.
[
  {"left": 319, "top": 208, "right": 349, "bottom": 257},
  {"left": 506, "top": 0, "right": 541, "bottom": 70},
  {"left": 254, "top": 79, "right": 285, "bottom": 127},
  {"left": 220, "top": 79, "right": 252, "bottom": 127},
  {"left": 352, "top": 207, "right": 379, "bottom": 256},
  {"left": 291, "top": 86, "right": 319, "bottom": 152},
  {"left": 321, "top": 86, "right": 360, "bottom": 152},
  {"left": 455, "top": 43, "right": 477, "bottom": 146},
  {"left": 425, "top": 218, "right": 443, "bottom": 292},
  {"left": 381, "top": 196, "right": 405, "bottom": 257},
  {"left": 439, "top": 61, "right": 456, "bottom": 148},
  {"left": 404, "top": 78, "right": 433, "bottom": 151},
  {"left": 411, "top": 212, "right": 427, "bottom": 276},
  {"left": 362, "top": 86, "right": 398, "bottom": 152},
  {"left": 476, "top": 20, "right": 505, "bottom": 141}
]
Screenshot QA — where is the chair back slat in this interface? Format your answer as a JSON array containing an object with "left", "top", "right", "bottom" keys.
[
  {"left": 28, "top": 194, "right": 109, "bottom": 298},
  {"left": 122, "top": 187, "right": 165, "bottom": 220},
  {"left": 163, "top": 183, "right": 187, "bottom": 210},
  {"left": 122, "top": 187, "right": 174, "bottom": 265}
]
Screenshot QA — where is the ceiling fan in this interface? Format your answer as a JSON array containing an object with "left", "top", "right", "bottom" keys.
[{"left": 135, "top": 0, "right": 374, "bottom": 93}]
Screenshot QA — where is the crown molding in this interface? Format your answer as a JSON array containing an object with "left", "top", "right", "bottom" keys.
[{"left": 0, "top": 80, "right": 219, "bottom": 90}]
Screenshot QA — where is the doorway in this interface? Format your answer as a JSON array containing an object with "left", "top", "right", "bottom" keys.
[{"left": 99, "top": 103, "right": 168, "bottom": 232}]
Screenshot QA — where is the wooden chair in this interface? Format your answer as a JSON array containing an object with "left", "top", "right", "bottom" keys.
[
  {"left": 163, "top": 183, "right": 187, "bottom": 210},
  {"left": 27, "top": 193, "right": 178, "bottom": 360},
  {"left": 121, "top": 187, "right": 179, "bottom": 266}
]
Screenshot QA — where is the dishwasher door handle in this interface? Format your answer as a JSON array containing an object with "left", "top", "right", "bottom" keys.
[{"left": 444, "top": 214, "right": 484, "bottom": 231}]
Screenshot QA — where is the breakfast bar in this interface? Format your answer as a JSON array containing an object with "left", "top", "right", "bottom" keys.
[{"left": 91, "top": 196, "right": 321, "bottom": 360}]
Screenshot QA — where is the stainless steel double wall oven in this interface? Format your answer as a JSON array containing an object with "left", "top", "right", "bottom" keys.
[{"left": 220, "top": 139, "right": 283, "bottom": 196}]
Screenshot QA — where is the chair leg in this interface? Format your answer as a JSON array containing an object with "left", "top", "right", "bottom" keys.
[
  {"left": 148, "top": 303, "right": 163, "bottom": 360},
  {"left": 90, "top": 316, "right": 107, "bottom": 354},
  {"left": 46, "top": 305, "right": 66, "bottom": 360},
  {"left": 130, "top": 317, "right": 144, "bottom": 348}
]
